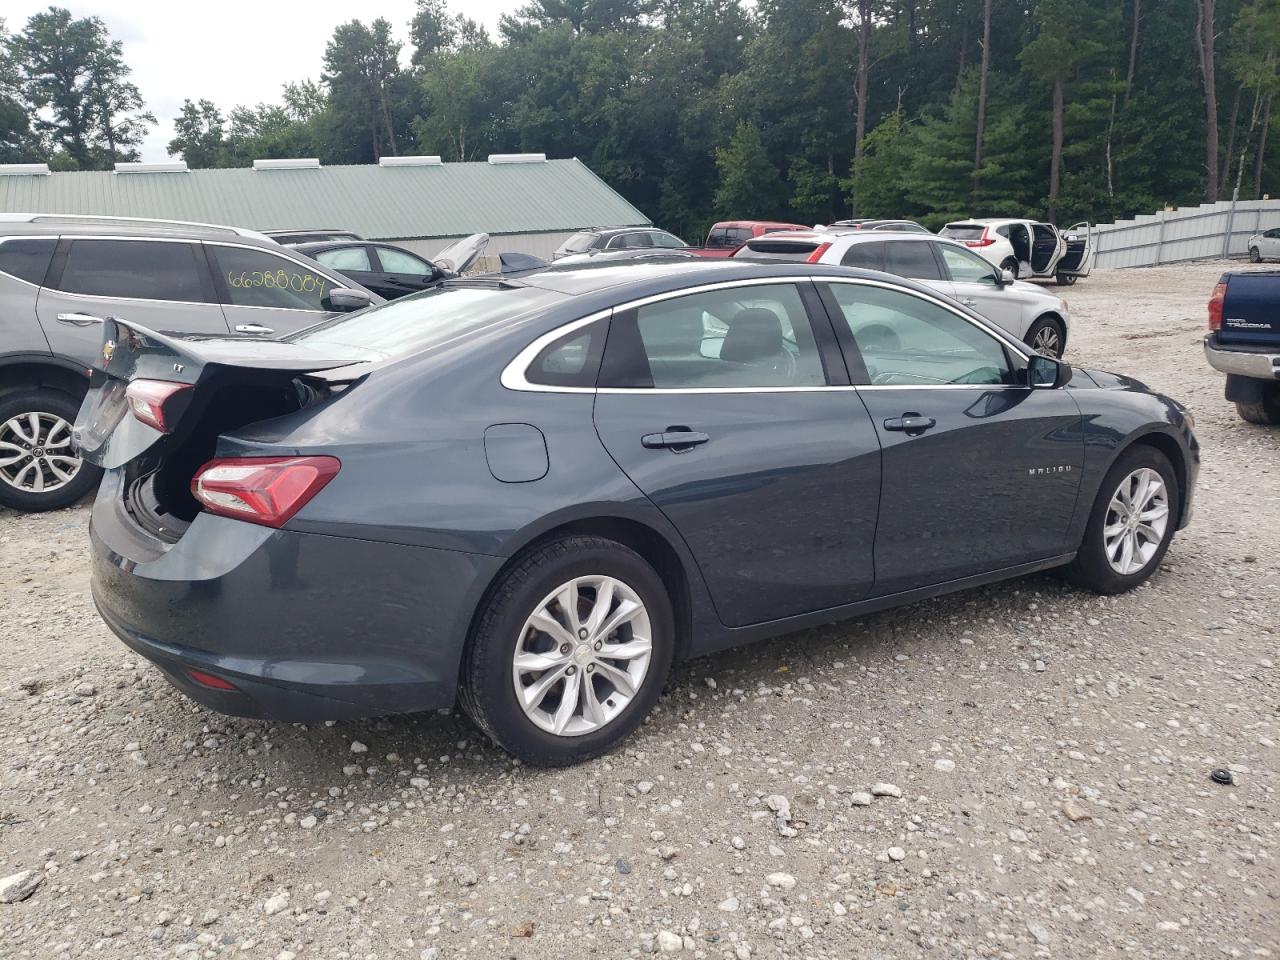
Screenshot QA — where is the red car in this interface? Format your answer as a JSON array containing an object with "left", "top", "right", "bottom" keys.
[{"left": 696, "top": 220, "right": 811, "bottom": 257}]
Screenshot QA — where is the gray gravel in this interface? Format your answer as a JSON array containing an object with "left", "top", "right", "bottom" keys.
[{"left": 2, "top": 261, "right": 1277, "bottom": 959}]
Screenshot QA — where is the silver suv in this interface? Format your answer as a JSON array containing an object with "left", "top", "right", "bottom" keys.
[{"left": 0, "top": 214, "right": 378, "bottom": 512}]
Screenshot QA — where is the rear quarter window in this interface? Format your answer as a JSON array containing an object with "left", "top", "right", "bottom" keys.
[
  {"left": 57, "top": 239, "right": 209, "bottom": 302},
  {"left": 939, "top": 224, "right": 985, "bottom": 241},
  {"left": 0, "top": 237, "right": 56, "bottom": 285}
]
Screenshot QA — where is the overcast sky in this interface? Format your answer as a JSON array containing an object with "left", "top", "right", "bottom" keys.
[{"left": 7, "top": 1, "right": 522, "bottom": 162}]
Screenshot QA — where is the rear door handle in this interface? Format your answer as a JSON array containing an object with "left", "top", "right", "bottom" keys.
[
  {"left": 883, "top": 415, "right": 936, "bottom": 433},
  {"left": 56, "top": 312, "right": 105, "bottom": 326},
  {"left": 959, "top": 298, "right": 978, "bottom": 307},
  {"left": 234, "top": 323, "right": 275, "bottom": 335},
  {"left": 642, "top": 429, "right": 710, "bottom": 451}
]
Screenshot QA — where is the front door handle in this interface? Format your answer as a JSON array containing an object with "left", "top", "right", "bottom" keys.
[
  {"left": 959, "top": 298, "right": 978, "bottom": 307},
  {"left": 883, "top": 415, "right": 936, "bottom": 434},
  {"left": 56, "top": 312, "right": 105, "bottom": 326},
  {"left": 642, "top": 429, "right": 710, "bottom": 451},
  {"left": 234, "top": 323, "right": 275, "bottom": 335}
]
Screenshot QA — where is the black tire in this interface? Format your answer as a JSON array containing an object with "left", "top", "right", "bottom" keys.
[
  {"left": 1235, "top": 384, "right": 1280, "bottom": 424},
  {"left": 1024, "top": 316, "right": 1066, "bottom": 358},
  {"left": 1248, "top": 246, "right": 1262, "bottom": 263},
  {"left": 1000, "top": 257, "right": 1020, "bottom": 280},
  {"left": 0, "top": 389, "right": 101, "bottom": 513},
  {"left": 1063, "top": 444, "right": 1179, "bottom": 594},
  {"left": 1055, "top": 272, "right": 1077, "bottom": 286},
  {"left": 459, "top": 535, "right": 675, "bottom": 766}
]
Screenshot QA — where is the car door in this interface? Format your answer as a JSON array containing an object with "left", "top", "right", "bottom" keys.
[
  {"left": 592, "top": 279, "right": 882, "bottom": 627},
  {"left": 34, "top": 237, "right": 228, "bottom": 366},
  {"left": 1031, "top": 223, "right": 1067, "bottom": 277},
  {"left": 881, "top": 239, "right": 955, "bottom": 300},
  {"left": 1264, "top": 228, "right": 1280, "bottom": 258},
  {"left": 206, "top": 241, "right": 349, "bottom": 337},
  {"left": 817, "top": 278, "right": 1083, "bottom": 594},
  {"left": 935, "top": 242, "right": 1025, "bottom": 338},
  {"left": 312, "top": 244, "right": 385, "bottom": 297},
  {"left": 370, "top": 244, "right": 440, "bottom": 299}
]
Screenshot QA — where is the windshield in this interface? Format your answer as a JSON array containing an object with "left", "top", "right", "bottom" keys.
[
  {"left": 940, "top": 224, "right": 985, "bottom": 240},
  {"left": 285, "top": 283, "right": 563, "bottom": 363},
  {"left": 561, "top": 232, "right": 596, "bottom": 253}
]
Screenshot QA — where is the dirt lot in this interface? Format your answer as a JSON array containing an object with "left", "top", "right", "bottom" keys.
[{"left": 1, "top": 261, "right": 1277, "bottom": 960}]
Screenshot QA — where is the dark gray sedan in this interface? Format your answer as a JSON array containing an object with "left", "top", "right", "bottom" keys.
[{"left": 76, "top": 259, "right": 1199, "bottom": 765}]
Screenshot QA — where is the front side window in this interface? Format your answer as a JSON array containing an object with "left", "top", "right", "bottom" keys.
[
  {"left": 561, "top": 232, "right": 596, "bottom": 254},
  {"left": 938, "top": 244, "right": 999, "bottom": 285},
  {"left": 211, "top": 244, "right": 334, "bottom": 310},
  {"left": 826, "top": 282, "right": 1013, "bottom": 387},
  {"left": 315, "top": 246, "right": 372, "bottom": 272},
  {"left": 651, "top": 231, "right": 687, "bottom": 249},
  {"left": 883, "top": 240, "right": 944, "bottom": 281},
  {"left": 0, "top": 237, "right": 56, "bottom": 285},
  {"left": 58, "top": 239, "right": 207, "bottom": 302},
  {"left": 600, "top": 283, "right": 826, "bottom": 389},
  {"left": 376, "top": 246, "right": 432, "bottom": 275}
]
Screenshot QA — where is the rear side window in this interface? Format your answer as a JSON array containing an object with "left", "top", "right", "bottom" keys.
[
  {"left": 561, "top": 232, "right": 597, "bottom": 254},
  {"left": 0, "top": 237, "right": 56, "bottom": 285},
  {"left": 651, "top": 231, "right": 687, "bottom": 249},
  {"left": 883, "top": 241, "right": 944, "bottom": 281},
  {"left": 706, "top": 227, "right": 730, "bottom": 248},
  {"left": 376, "top": 246, "right": 431, "bottom": 274},
  {"left": 58, "top": 239, "right": 207, "bottom": 302},
  {"left": 841, "top": 241, "right": 885, "bottom": 270},
  {"left": 315, "top": 246, "right": 372, "bottom": 271},
  {"left": 599, "top": 283, "right": 826, "bottom": 389},
  {"left": 210, "top": 244, "right": 333, "bottom": 310},
  {"left": 525, "top": 323, "right": 603, "bottom": 387}
]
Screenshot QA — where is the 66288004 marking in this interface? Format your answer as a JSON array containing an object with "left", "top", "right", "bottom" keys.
[{"left": 227, "top": 269, "right": 327, "bottom": 295}]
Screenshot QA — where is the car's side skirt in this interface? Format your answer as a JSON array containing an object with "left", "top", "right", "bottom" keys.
[{"left": 690, "top": 553, "right": 1077, "bottom": 658}]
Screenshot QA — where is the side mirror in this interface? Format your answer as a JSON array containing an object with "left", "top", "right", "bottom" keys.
[
  {"left": 322, "top": 287, "right": 373, "bottom": 313},
  {"left": 999, "top": 269, "right": 1016, "bottom": 286},
  {"left": 1028, "top": 354, "right": 1072, "bottom": 389}
]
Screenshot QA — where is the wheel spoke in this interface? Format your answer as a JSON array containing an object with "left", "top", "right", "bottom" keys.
[
  {"left": 513, "top": 650, "right": 565, "bottom": 673},
  {"left": 551, "top": 670, "right": 582, "bottom": 734},
  {"left": 557, "top": 584, "right": 582, "bottom": 634},
  {"left": 595, "top": 661, "right": 637, "bottom": 697},
  {"left": 44, "top": 458, "right": 75, "bottom": 483},
  {"left": 1119, "top": 533, "right": 1135, "bottom": 573},
  {"left": 582, "top": 578, "right": 616, "bottom": 638},
  {"left": 44, "top": 418, "right": 70, "bottom": 446},
  {"left": 528, "top": 609, "right": 576, "bottom": 648},
  {"left": 1103, "top": 519, "right": 1127, "bottom": 538},
  {"left": 521, "top": 663, "right": 569, "bottom": 712},
  {"left": 14, "top": 459, "right": 42, "bottom": 491},
  {"left": 596, "top": 598, "right": 643, "bottom": 641},
  {"left": 6, "top": 416, "right": 36, "bottom": 446},
  {"left": 1139, "top": 503, "right": 1168, "bottom": 523},
  {"left": 600, "top": 638, "right": 651, "bottom": 661},
  {"left": 581, "top": 676, "right": 607, "bottom": 726}
]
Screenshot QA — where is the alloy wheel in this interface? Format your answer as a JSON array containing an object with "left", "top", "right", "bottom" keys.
[
  {"left": 1103, "top": 467, "right": 1169, "bottom": 576},
  {"left": 512, "top": 575, "right": 653, "bottom": 737},
  {"left": 1032, "top": 325, "right": 1063, "bottom": 358},
  {"left": 0, "top": 412, "right": 83, "bottom": 494}
]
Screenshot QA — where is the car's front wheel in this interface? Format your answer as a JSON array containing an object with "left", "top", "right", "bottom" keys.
[
  {"left": 459, "top": 535, "right": 675, "bottom": 766},
  {"left": 1063, "top": 444, "right": 1179, "bottom": 594},
  {"left": 1000, "top": 257, "right": 1020, "bottom": 280},
  {"left": 0, "top": 389, "right": 101, "bottom": 512},
  {"left": 1024, "top": 316, "right": 1066, "bottom": 358}
]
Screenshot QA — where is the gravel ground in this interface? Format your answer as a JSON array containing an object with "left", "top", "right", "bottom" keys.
[{"left": 1, "top": 260, "right": 1277, "bottom": 960}]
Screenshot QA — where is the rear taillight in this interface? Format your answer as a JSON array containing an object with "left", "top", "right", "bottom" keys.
[
  {"left": 806, "top": 242, "right": 832, "bottom": 263},
  {"left": 191, "top": 456, "right": 340, "bottom": 528},
  {"left": 187, "top": 669, "right": 238, "bottom": 692},
  {"left": 1208, "top": 281, "right": 1226, "bottom": 331},
  {"left": 964, "top": 228, "right": 996, "bottom": 248},
  {"left": 126, "top": 380, "right": 192, "bottom": 433}
]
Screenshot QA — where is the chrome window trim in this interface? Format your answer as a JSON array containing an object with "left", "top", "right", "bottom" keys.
[{"left": 501, "top": 275, "right": 1032, "bottom": 394}]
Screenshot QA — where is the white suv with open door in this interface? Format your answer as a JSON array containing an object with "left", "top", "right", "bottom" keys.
[
  {"left": 734, "top": 230, "right": 1072, "bottom": 358},
  {"left": 939, "top": 218, "right": 1092, "bottom": 285}
]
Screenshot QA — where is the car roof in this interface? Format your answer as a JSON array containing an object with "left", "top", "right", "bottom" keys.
[
  {"left": 713, "top": 220, "right": 808, "bottom": 229},
  {"left": 749, "top": 229, "right": 941, "bottom": 243},
  {"left": 264, "top": 228, "right": 360, "bottom": 235},
  {"left": 0, "top": 212, "right": 271, "bottom": 242},
  {"left": 578, "top": 226, "right": 665, "bottom": 237}
]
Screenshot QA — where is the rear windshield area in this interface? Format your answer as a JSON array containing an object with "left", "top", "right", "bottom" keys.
[
  {"left": 733, "top": 239, "right": 821, "bottom": 261},
  {"left": 939, "top": 224, "right": 985, "bottom": 240},
  {"left": 286, "top": 283, "right": 563, "bottom": 363}
]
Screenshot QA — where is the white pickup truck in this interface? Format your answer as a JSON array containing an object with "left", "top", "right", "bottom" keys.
[{"left": 939, "top": 218, "right": 1093, "bottom": 285}]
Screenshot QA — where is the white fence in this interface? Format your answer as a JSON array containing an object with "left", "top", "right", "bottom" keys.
[{"left": 1094, "top": 197, "right": 1280, "bottom": 269}]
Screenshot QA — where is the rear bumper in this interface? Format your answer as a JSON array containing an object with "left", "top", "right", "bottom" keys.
[
  {"left": 89, "top": 469, "right": 503, "bottom": 722},
  {"left": 1204, "top": 334, "right": 1280, "bottom": 380}
]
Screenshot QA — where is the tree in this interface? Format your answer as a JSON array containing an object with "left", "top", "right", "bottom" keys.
[
  {"left": 0, "top": 18, "right": 40, "bottom": 162},
  {"left": 323, "top": 19, "right": 405, "bottom": 161},
  {"left": 715, "top": 122, "right": 785, "bottom": 217},
  {"left": 1194, "top": 0, "right": 1220, "bottom": 201},
  {"left": 167, "top": 99, "right": 226, "bottom": 168},
  {"left": 11, "top": 7, "right": 153, "bottom": 168},
  {"left": 974, "top": 0, "right": 992, "bottom": 184}
]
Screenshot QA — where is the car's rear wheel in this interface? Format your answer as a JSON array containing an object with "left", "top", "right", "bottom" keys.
[
  {"left": 1063, "top": 444, "right": 1179, "bottom": 594},
  {"left": 459, "top": 535, "right": 674, "bottom": 766},
  {"left": 1000, "top": 257, "right": 1019, "bottom": 280},
  {"left": 0, "top": 389, "right": 101, "bottom": 512},
  {"left": 1235, "top": 383, "right": 1280, "bottom": 424},
  {"left": 1024, "top": 316, "right": 1066, "bottom": 358},
  {"left": 1249, "top": 246, "right": 1262, "bottom": 263}
]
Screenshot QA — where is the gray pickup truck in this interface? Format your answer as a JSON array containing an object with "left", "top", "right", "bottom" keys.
[{"left": 1204, "top": 270, "right": 1280, "bottom": 424}]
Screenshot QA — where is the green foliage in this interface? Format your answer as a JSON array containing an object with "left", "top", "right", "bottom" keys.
[{"left": 715, "top": 122, "right": 785, "bottom": 218}]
